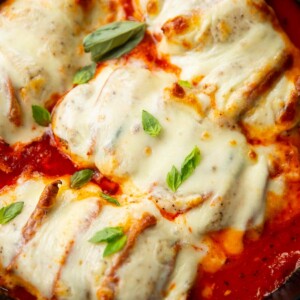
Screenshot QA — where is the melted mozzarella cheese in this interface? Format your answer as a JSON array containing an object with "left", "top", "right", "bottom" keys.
[
  {"left": 0, "top": 177, "right": 205, "bottom": 300},
  {"left": 0, "top": 177, "right": 47, "bottom": 268},
  {"left": 135, "top": 0, "right": 299, "bottom": 135},
  {"left": 0, "top": 0, "right": 124, "bottom": 145},
  {"left": 14, "top": 193, "right": 100, "bottom": 298},
  {"left": 53, "top": 63, "right": 268, "bottom": 228}
]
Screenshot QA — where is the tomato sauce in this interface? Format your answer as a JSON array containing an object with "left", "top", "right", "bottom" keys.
[
  {"left": 267, "top": 0, "right": 300, "bottom": 49},
  {"left": 0, "top": 134, "right": 76, "bottom": 190},
  {"left": 190, "top": 213, "right": 300, "bottom": 300}
]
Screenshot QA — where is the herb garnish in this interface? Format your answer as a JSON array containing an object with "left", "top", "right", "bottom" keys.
[
  {"left": 73, "top": 63, "right": 96, "bottom": 85},
  {"left": 83, "top": 21, "right": 146, "bottom": 62},
  {"left": 0, "top": 202, "right": 24, "bottom": 225},
  {"left": 89, "top": 226, "right": 127, "bottom": 257},
  {"left": 142, "top": 110, "right": 162, "bottom": 137},
  {"left": 70, "top": 169, "right": 94, "bottom": 189},
  {"left": 166, "top": 146, "right": 201, "bottom": 192},
  {"left": 100, "top": 192, "right": 121, "bottom": 206},
  {"left": 32, "top": 105, "right": 51, "bottom": 127}
]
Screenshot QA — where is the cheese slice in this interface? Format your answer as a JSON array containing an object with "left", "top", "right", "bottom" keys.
[
  {"left": 0, "top": 0, "right": 124, "bottom": 145},
  {"left": 53, "top": 63, "right": 268, "bottom": 226},
  {"left": 0, "top": 176, "right": 205, "bottom": 300},
  {"left": 0, "top": 176, "right": 48, "bottom": 268},
  {"left": 135, "top": 0, "right": 300, "bottom": 137}
]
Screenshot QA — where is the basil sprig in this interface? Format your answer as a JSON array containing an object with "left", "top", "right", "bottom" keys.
[
  {"left": 100, "top": 192, "right": 121, "bottom": 206},
  {"left": 83, "top": 21, "right": 146, "bottom": 62},
  {"left": 89, "top": 226, "right": 127, "bottom": 257},
  {"left": 142, "top": 110, "right": 162, "bottom": 137},
  {"left": 32, "top": 105, "right": 51, "bottom": 127},
  {"left": 178, "top": 80, "right": 192, "bottom": 88},
  {"left": 73, "top": 63, "right": 96, "bottom": 85},
  {"left": 104, "top": 235, "right": 127, "bottom": 257},
  {"left": 181, "top": 147, "right": 201, "bottom": 181},
  {"left": 70, "top": 169, "right": 93, "bottom": 189},
  {"left": 166, "top": 146, "right": 201, "bottom": 192},
  {"left": 89, "top": 227, "right": 123, "bottom": 243},
  {"left": 0, "top": 202, "right": 24, "bottom": 225}
]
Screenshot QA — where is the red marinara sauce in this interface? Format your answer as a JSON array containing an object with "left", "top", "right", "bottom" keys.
[{"left": 190, "top": 1, "right": 300, "bottom": 299}]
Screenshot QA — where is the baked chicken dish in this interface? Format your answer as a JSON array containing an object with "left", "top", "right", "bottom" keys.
[{"left": 0, "top": 0, "right": 299, "bottom": 299}]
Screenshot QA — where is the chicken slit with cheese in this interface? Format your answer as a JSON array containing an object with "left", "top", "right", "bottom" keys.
[
  {"left": 0, "top": 0, "right": 125, "bottom": 145},
  {"left": 0, "top": 176, "right": 205, "bottom": 299}
]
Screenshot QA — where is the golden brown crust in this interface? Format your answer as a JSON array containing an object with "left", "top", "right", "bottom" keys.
[
  {"left": 6, "top": 79, "right": 22, "bottom": 127},
  {"left": 22, "top": 180, "right": 62, "bottom": 243}
]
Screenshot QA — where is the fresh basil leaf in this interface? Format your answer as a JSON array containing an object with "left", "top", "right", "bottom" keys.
[
  {"left": 142, "top": 110, "right": 162, "bottom": 137},
  {"left": 181, "top": 146, "right": 201, "bottom": 182},
  {"left": 100, "top": 192, "right": 120, "bottom": 206},
  {"left": 83, "top": 21, "right": 146, "bottom": 62},
  {"left": 103, "top": 234, "right": 127, "bottom": 257},
  {"left": 166, "top": 166, "right": 182, "bottom": 192},
  {"left": 178, "top": 80, "right": 192, "bottom": 88},
  {"left": 32, "top": 105, "right": 51, "bottom": 127},
  {"left": 70, "top": 169, "right": 93, "bottom": 189},
  {"left": 0, "top": 202, "right": 24, "bottom": 225},
  {"left": 89, "top": 226, "right": 124, "bottom": 243},
  {"left": 73, "top": 63, "right": 96, "bottom": 85}
]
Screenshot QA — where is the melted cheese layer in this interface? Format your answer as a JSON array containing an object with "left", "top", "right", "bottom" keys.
[
  {"left": 0, "top": 0, "right": 124, "bottom": 145},
  {"left": 0, "top": 177, "right": 204, "bottom": 300},
  {"left": 135, "top": 0, "right": 299, "bottom": 136},
  {"left": 53, "top": 63, "right": 268, "bottom": 227}
]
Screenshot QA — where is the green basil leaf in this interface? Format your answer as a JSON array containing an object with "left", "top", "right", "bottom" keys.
[
  {"left": 103, "top": 234, "right": 127, "bottom": 257},
  {"left": 73, "top": 63, "right": 96, "bottom": 85},
  {"left": 83, "top": 21, "right": 146, "bottom": 62},
  {"left": 181, "top": 146, "right": 201, "bottom": 182},
  {"left": 70, "top": 169, "right": 93, "bottom": 189},
  {"left": 178, "top": 80, "right": 192, "bottom": 88},
  {"left": 142, "top": 110, "right": 162, "bottom": 137},
  {"left": 32, "top": 105, "right": 51, "bottom": 127},
  {"left": 89, "top": 226, "right": 124, "bottom": 244},
  {"left": 100, "top": 192, "right": 121, "bottom": 206},
  {"left": 0, "top": 202, "right": 24, "bottom": 225},
  {"left": 166, "top": 166, "right": 182, "bottom": 192}
]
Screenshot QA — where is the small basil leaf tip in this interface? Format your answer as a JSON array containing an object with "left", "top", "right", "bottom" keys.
[
  {"left": 0, "top": 202, "right": 24, "bottom": 225},
  {"left": 142, "top": 110, "right": 162, "bottom": 137},
  {"left": 70, "top": 169, "right": 93, "bottom": 189},
  {"left": 166, "top": 166, "right": 182, "bottom": 192},
  {"left": 181, "top": 146, "right": 201, "bottom": 182},
  {"left": 100, "top": 192, "right": 120, "bottom": 206},
  {"left": 83, "top": 21, "right": 146, "bottom": 62},
  {"left": 178, "top": 80, "right": 192, "bottom": 88},
  {"left": 32, "top": 105, "right": 51, "bottom": 127},
  {"left": 73, "top": 63, "right": 96, "bottom": 85},
  {"left": 89, "top": 227, "right": 124, "bottom": 243},
  {"left": 103, "top": 234, "right": 127, "bottom": 257}
]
